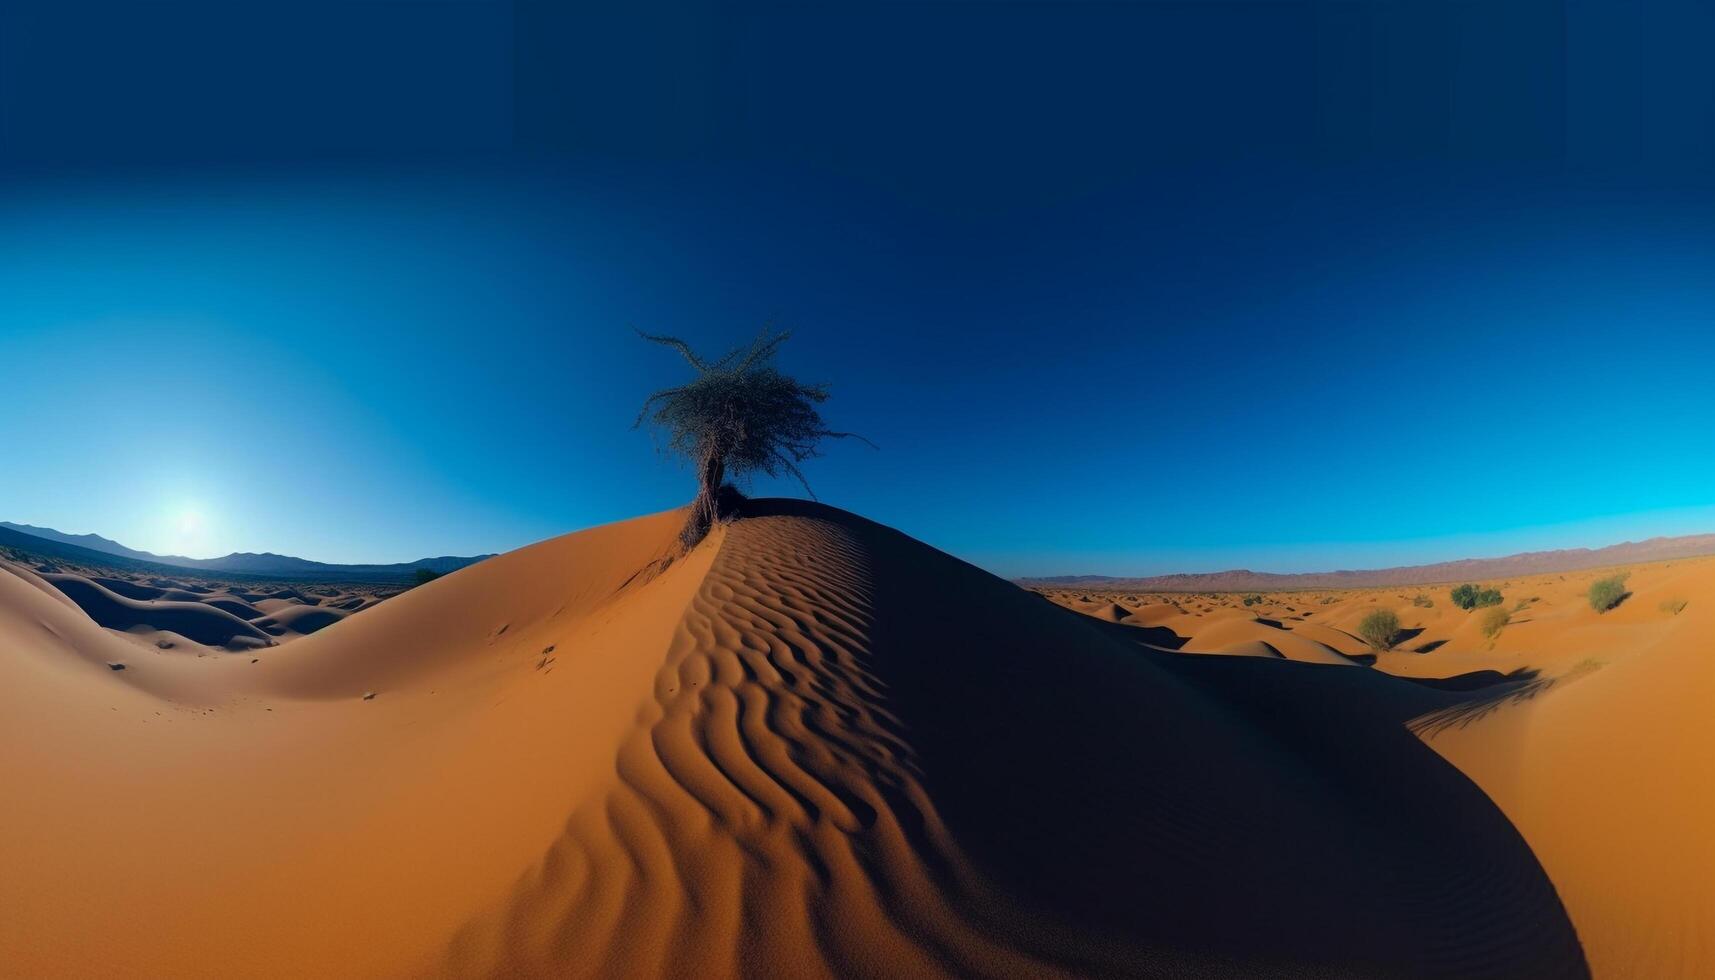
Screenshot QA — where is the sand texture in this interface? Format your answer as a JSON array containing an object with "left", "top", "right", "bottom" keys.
[{"left": 4, "top": 500, "right": 1705, "bottom": 976}]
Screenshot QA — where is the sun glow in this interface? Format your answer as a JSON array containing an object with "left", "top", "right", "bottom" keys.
[
  {"left": 175, "top": 508, "right": 204, "bottom": 537},
  {"left": 162, "top": 503, "right": 215, "bottom": 555}
]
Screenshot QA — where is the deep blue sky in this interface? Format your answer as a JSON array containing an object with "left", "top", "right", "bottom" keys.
[{"left": 3, "top": 1, "right": 1714, "bottom": 576}]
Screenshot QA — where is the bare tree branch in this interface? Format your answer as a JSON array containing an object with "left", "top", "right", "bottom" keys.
[{"left": 633, "top": 326, "right": 873, "bottom": 529}]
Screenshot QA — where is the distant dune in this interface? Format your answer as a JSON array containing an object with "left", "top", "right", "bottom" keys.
[
  {"left": 1023, "top": 531, "right": 1715, "bottom": 592},
  {"left": 0, "top": 521, "right": 489, "bottom": 583},
  {"left": 9, "top": 500, "right": 1676, "bottom": 976}
]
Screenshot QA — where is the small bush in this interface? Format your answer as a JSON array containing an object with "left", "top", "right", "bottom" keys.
[
  {"left": 1242, "top": 594, "right": 1264, "bottom": 606},
  {"left": 1479, "top": 606, "right": 1510, "bottom": 639},
  {"left": 1358, "top": 609, "right": 1400, "bottom": 650},
  {"left": 1411, "top": 594, "right": 1433, "bottom": 608},
  {"left": 1450, "top": 583, "right": 1503, "bottom": 610},
  {"left": 1588, "top": 574, "right": 1629, "bottom": 613},
  {"left": 1661, "top": 597, "right": 1688, "bottom": 616}
]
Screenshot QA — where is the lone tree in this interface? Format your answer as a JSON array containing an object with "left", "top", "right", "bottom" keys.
[{"left": 634, "top": 328, "right": 872, "bottom": 548}]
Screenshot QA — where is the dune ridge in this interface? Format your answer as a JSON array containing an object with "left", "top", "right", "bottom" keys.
[{"left": 436, "top": 501, "right": 1585, "bottom": 978}]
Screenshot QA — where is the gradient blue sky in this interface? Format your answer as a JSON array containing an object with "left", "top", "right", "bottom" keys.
[{"left": 3, "top": 1, "right": 1713, "bottom": 577}]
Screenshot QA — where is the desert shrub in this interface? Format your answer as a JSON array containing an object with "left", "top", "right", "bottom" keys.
[
  {"left": 1479, "top": 605, "right": 1510, "bottom": 639},
  {"left": 1357, "top": 609, "right": 1400, "bottom": 650},
  {"left": 1587, "top": 573, "right": 1629, "bottom": 613},
  {"left": 1411, "top": 594, "right": 1433, "bottom": 608},
  {"left": 411, "top": 568, "right": 443, "bottom": 586},
  {"left": 635, "top": 329, "right": 873, "bottom": 548},
  {"left": 1661, "top": 597, "right": 1689, "bottom": 616},
  {"left": 1242, "top": 594, "right": 1264, "bottom": 606},
  {"left": 1450, "top": 583, "right": 1503, "bottom": 610}
]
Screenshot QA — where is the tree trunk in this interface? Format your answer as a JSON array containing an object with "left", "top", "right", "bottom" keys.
[{"left": 684, "top": 451, "right": 725, "bottom": 548}]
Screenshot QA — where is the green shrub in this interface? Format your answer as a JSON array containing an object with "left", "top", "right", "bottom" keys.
[
  {"left": 1450, "top": 583, "right": 1503, "bottom": 610},
  {"left": 1479, "top": 605, "right": 1510, "bottom": 639},
  {"left": 1357, "top": 609, "right": 1400, "bottom": 650},
  {"left": 1242, "top": 594, "right": 1264, "bottom": 606},
  {"left": 1588, "top": 574, "right": 1629, "bottom": 613},
  {"left": 1411, "top": 594, "right": 1433, "bottom": 608}
]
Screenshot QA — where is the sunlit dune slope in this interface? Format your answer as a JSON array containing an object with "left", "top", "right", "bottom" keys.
[
  {"left": 1042, "top": 558, "right": 1715, "bottom": 979},
  {"left": 1, "top": 502, "right": 1586, "bottom": 978},
  {"left": 1421, "top": 565, "right": 1715, "bottom": 980}
]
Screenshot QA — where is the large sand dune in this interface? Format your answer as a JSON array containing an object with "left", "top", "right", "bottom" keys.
[
  {"left": 1042, "top": 559, "right": 1715, "bottom": 979},
  {"left": 5, "top": 501, "right": 1700, "bottom": 976}
]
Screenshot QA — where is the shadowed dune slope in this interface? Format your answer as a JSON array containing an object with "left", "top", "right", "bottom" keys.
[
  {"left": 40, "top": 571, "right": 275, "bottom": 648},
  {"left": 448, "top": 500, "right": 1584, "bottom": 978},
  {"left": 1, "top": 502, "right": 1586, "bottom": 978},
  {"left": 1039, "top": 556, "right": 1715, "bottom": 978}
]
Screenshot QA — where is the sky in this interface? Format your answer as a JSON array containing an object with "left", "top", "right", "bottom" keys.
[{"left": 3, "top": 1, "right": 1714, "bottom": 577}]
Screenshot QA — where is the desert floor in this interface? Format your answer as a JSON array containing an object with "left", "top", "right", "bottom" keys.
[{"left": 1, "top": 500, "right": 1707, "bottom": 977}]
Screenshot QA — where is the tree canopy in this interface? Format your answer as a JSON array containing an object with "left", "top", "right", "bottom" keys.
[{"left": 634, "top": 328, "right": 872, "bottom": 545}]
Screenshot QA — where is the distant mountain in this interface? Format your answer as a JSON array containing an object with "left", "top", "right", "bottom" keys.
[
  {"left": 0, "top": 521, "right": 491, "bottom": 583},
  {"left": 0, "top": 525, "right": 200, "bottom": 577},
  {"left": 1020, "top": 533, "right": 1715, "bottom": 593},
  {"left": 0, "top": 522, "right": 191, "bottom": 565},
  {"left": 1024, "top": 574, "right": 1127, "bottom": 585}
]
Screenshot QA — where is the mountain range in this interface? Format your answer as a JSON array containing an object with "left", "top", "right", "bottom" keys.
[
  {"left": 1019, "top": 532, "right": 1715, "bottom": 592},
  {"left": 0, "top": 521, "right": 489, "bottom": 582}
]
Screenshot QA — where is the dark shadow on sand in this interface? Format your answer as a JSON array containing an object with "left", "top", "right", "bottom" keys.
[{"left": 740, "top": 499, "right": 1589, "bottom": 979}]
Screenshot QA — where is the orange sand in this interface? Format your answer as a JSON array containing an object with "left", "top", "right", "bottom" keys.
[
  {"left": 1044, "top": 557, "right": 1715, "bottom": 979},
  {"left": 4, "top": 501, "right": 1701, "bottom": 976}
]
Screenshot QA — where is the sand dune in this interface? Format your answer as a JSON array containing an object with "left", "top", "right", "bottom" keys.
[
  {"left": 1043, "top": 558, "right": 1715, "bottom": 979},
  {"left": 0, "top": 543, "right": 399, "bottom": 655},
  {"left": 252, "top": 603, "right": 350, "bottom": 636},
  {"left": 0, "top": 502, "right": 1615, "bottom": 976},
  {"left": 40, "top": 571, "right": 277, "bottom": 649}
]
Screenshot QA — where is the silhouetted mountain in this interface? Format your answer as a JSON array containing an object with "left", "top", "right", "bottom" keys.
[
  {"left": 0, "top": 522, "right": 190, "bottom": 564},
  {"left": 0, "top": 522, "right": 490, "bottom": 583}
]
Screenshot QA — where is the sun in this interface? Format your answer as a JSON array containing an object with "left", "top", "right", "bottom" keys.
[
  {"left": 175, "top": 508, "right": 204, "bottom": 537},
  {"left": 164, "top": 505, "right": 214, "bottom": 553}
]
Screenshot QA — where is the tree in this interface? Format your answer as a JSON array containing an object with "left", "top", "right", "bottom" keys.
[{"left": 634, "top": 328, "right": 873, "bottom": 547}]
